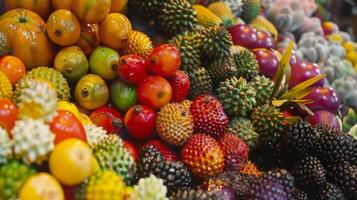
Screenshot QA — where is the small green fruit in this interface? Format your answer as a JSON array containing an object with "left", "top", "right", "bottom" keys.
[
  {"left": 110, "top": 79, "right": 137, "bottom": 112},
  {"left": 89, "top": 46, "right": 119, "bottom": 80}
]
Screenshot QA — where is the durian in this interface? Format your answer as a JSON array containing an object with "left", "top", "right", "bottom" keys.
[
  {"left": 14, "top": 66, "right": 70, "bottom": 103},
  {"left": 242, "top": 0, "right": 261, "bottom": 23},
  {"left": 193, "top": 4, "right": 222, "bottom": 27},
  {"left": 124, "top": 31, "right": 153, "bottom": 59},
  {"left": 128, "top": 0, "right": 167, "bottom": 18},
  {"left": 250, "top": 75, "right": 273, "bottom": 106},
  {"left": 206, "top": 57, "right": 237, "bottom": 86},
  {"left": 232, "top": 47, "right": 259, "bottom": 80},
  {"left": 11, "top": 119, "right": 55, "bottom": 164},
  {"left": 188, "top": 67, "right": 213, "bottom": 99},
  {"left": 201, "top": 26, "right": 233, "bottom": 61},
  {"left": 228, "top": 118, "right": 260, "bottom": 149},
  {"left": 0, "top": 127, "right": 12, "bottom": 164},
  {"left": 0, "top": 32, "right": 11, "bottom": 56},
  {"left": 18, "top": 79, "right": 57, "bottom": 122},
  {"left": 0, "top": 71, "right": 13, "bottom": 99},
  {"left": 129, "top": 174, "right": 168, "bottom": 200},
  {"left": 84, "top": 124, "right": 108, "bottom": 148},
  {"left": 208, "top": 2, "right": 236, "bottom": 27},
  {"left": 156, "top": 103, "right": 194, "bottom": 146},
  {"left": 92, "top": 134, "right": 135, "bottom": 183},
  {"left": 158, "top": 0, "right": 198, "bottom": 35},
  {"left": 217, "top": 76, "right": 256, "bottom": 117}
]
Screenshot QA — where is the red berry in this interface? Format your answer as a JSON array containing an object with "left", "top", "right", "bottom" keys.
[
  {"left": 148, "top": 44, "right": 181, "bottom": 77},
  {"left": 118, "top": 54, "right": 148, "bottom": 84},
  {"left": 124, "top": 105, "right": 157, "bottom": 140},
  {"left": 123, "top": 140, "right": 139, "bottom": 162},
  {"left": 89, "top": 106, "right": 124, "bottom": 135},
  {"left": 142, "top": 140, "right": 177, "bottom": 161},
  {"left": 168, "top": 70, "right": 190, "bottom": 102},
  {"left": 0, "top": 99, "right": 18, "bottom": 132},
  {"left": 137, "top": 76, "right": 172, "bottom": 109}
]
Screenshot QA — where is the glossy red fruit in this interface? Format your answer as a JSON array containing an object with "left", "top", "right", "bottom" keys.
[
  {"left": 289, "top": 61, "right": 325, "bottom": 88},
  {"left": 255, "top": 30, "right": 275, "bottom": 49},
  {"left": 252, "top": 48, "right": 279, "bottom": 79},
  {"left": 148, "top": 44, "right": 181, "bottom": 77},
  {"left": 168, "top": 70, "right": 190, "bottom": 102},
  {"left": 142, "top": 140, "right": 177, "bottom": 161},
  {"left": 123, "top": 140, "right": 138, "bottom": 162},
  {"left": 124, "top": 105, "right": 157, "bottom": 140},
  {"left": 304, "top": 87, "right": 340, "bottom": 113},
  {"left": 137, "top": 76, "right": 172, "bottom": 109},
  {"left": 229, "top": 24, "right": 257, "bottom": 49},
  {"left": 89, "top": 106, "right": 124, "bottom": 135},
  {"left": 0, "top": 99, "right": 18, "bottom": 132},
  {"left": 50, "top": 110, "right": 87, "bottom": 145},
  {"left": 305, "top": 110, "right": 341, "bottom": 130},
  {"left": 118, "top": 55, "right": 148, "bottom": 84}
]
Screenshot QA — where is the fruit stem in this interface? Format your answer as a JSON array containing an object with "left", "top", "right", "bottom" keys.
[{"left": 133, "top": 106, "right": 142, "bottom": 114}]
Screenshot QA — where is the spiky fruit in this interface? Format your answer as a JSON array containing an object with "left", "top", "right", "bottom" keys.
[
  {"left": 156, "top": 103, "right": 193, "bottom": 146},
  {"left": 217, "top": 76, "right": 256, "bottom": 117},
  {"left": 292, "top": 189, "right": 309, "bottom": 200},
  {"left": 242, "top": 0, "right": 261, "bottom": 23},
  {"left": 0, "top": 160, "right": 36, "bottom": 200},
  {"left": 232, "top": 47, "right": 259, "bottom": 80},
  {"left": 293, "top": 156, "right": 326, "bottom": 191},
  {"left": 0, "top": 127, "right": 12, "bottom": 164},
  {"left": 158, "top": 0, "right": 198, "bottom": 35},
  {"left": 206, "top": 58, "right": 237, "bottom": 86},
  {"left": 124, "top": 31, "right": 153, "bottom": 59},
  {"left": 328, "top": 162, "right": 357, "bottom": 199},
  {"left": 181, "top": 99, "right": 192, "bottom": 110},
  {"left": 313, "top": 183, "right": 346, "bottom": 200},
  {"left": 244, "top": 176, "right": 288, "bottom": 200},
  {"left": 92, "top": 135, "right": 135, "bottom": 183},
  {"left": 199, "top": 179, "right": 236, "bottom": 199},
  {"left": 181, "top": 134, "right": 225, "bottom": 179},
  {"left": 250, "top": 75, "right": 273, "bottom": 105},
  {"left": 136, "top": 146, "right": 192, "bottom": 189},
  {"left": 240, "top": 160, "right": 262, "bottom": 177},
  {"left": 201, "top": 26, "right": 233, "bottom": 61},
  {"left": 216, "top": 171, "right": 254, "bottom": 199},
  {"left": 169, "top": 31, "right": 203, "bottom": 72},
  {"left": 128, "top": 0, "right": 166, "bottom": 18},
  {"left": 190, "top": 95, "right": 228, "bottom": 138},
  {"left": 14, "top": 66, "right": 70, "bottom": 103},
  {"left": 265, "top": 169, "right": 295, "bottom": 198},
  {"left": 11, "top": 119, "right": 55, "bottom": 164},
  {"left": 228, "top": 118, "right": 259, "bottom": 149},
  {"left": 169, "top": 188, "right": 223, "bottom": 200},
  {"left": 85, "top": 171, "right": 126, "bottom": 200},
  {"left": 18, "top": 79, "right": 57, "bottom": 122},
  {"left": 187, "top": 67, "right": 213, "bottom": 99},
  {"left": 0, "top": 32, "right": 11, "bottom": 56},
  {"left": 84, "top": 124, "right": 108, "bottom": 148},
  {"left": 0, "top": 71, "right": 12, "bottom": 99},
  {"left": 142, "top": 140, "right": 178, "bottom": 161},
  {"left": 218, "top": 133, "right": 249, "bottom": 171},
  {"left": 129, "top": 174, "right": 168, "bottom": 200}
]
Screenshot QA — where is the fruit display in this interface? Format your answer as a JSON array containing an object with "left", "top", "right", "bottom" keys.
[{"left": 0, "top": 0, "right": 357, "bottom": 199}]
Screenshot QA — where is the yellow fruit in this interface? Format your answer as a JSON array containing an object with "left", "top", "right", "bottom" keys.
[
  {"left": 193, "top": 4, "right": 222, "bottom": 27},
  {"left": 79, "top": 113, "right": 93, "bottom": 125},
  {"left": 49, "top": 139, "right": 93, "bottom": 186},
  {"left": 57, "top": 100, "right": 81, "bottom": 119},
  {"left": 91, "top": 157, "right": 101, "bottom": 175},
  {"left": 343, "top": 41, "right": 356, "bottom": 52},
  {"left": 251, "top": 15, "right": 278, "bottom": 41},
  {"left": 208, "top": 2, "right": 235, "bottom": 26},
  {"left": 111, "top": 0, "right": 128, "bottom": 13},
  {"left": 19, "top": 173, "right": 64, "bottom": 200},
  {"left": 346, "top": 51, "right": 357, "bottom": 64},
  {"left": 0, "top": 71, "right": 12, "bottom": 99},
  {"left": 328, "top": 33, "right": 344, "bottom": 44},
  {"left": 124, "top": 31, "right": 153, "bottom": 59}
]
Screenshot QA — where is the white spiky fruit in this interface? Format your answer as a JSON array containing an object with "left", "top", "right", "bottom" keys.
[
  {"left": 18, "top": 79, "right": 57, "bottom": 122},
  {"left": 84, "top": 124, "right": 108, "bottom": 147},
  {"left": 11, "top": 119, "right": 55, "bottom": 164},
  {"left": 0, "top": 127, "right": 12, "bottom": 164},
  {"left": 129, "top": 174, "right": 168, "bottom": 200}
]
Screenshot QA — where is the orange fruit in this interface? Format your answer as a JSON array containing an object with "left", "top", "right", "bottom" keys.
[{"left": 0, "top": 55, "right": 26, "bottom": 85}]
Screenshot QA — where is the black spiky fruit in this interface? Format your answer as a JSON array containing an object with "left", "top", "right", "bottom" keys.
[
  {"left": 128, "top": 0, "right": 167, "bottom": 18},
  {"left": 206, "top": 58, "right": 237, "bottom": 86},
  {"left": 265, "top": 169, "right": 295, "bottom": 198},
  {"left": 292, "top": 189, "right": 309, "bottom": 200},
  {"left": 201, "top": 26, "right": 233, "bottom": 61},
  {"left": 244, "top": 175, "right": 288, "bottom": 200},
  {"left": 215, "top": 171, "right": 254, "bottom": 199},
  {"left": 169, "top": 188, "right": 223, "bottom": 200},
  {"left": 328, "top": 162, "right": 357, "bottom": 199},
  {"left": 313, "top": 183, "right": 346, "bottom": 200},
  {"left": 188, "top": 67, "right": 213, "bottom": 99}
]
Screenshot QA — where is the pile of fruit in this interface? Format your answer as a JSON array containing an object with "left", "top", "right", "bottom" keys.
[{"left": 0, "top": 0, "right": 356, "bottom": 199}]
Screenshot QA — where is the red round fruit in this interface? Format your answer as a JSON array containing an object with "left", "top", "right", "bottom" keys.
[
  {"left": 303, "top": 87, "right": 340, "bottom": 113},
  {"left": 0, "top": 99, "right": 18, "bottom": 132},
  {"left": 229, "top": 24, "right": 257, "bottom": 49},
  {"left": 50, "top": 110, "right": 87, "bottom": 145},
  {"left": 255, "top": 30, "right": 275, "bottom": 49},
  {"left": 168, "top": 70, "right": 190, "bottom": 102},
  {"left": 305, "top": 110, "right": 341, "bottom": 130},
  {"left": 137, "top": 76, "right": 172, "bottom": 109},
  {"left": 142, "top": 140, "right": 177, "bottom": 161},
  {"left": 89, "top": 106, "right": 124, "bottom": 135},
  {"left": 123, "top": 140, "right": 138, "bottom": 162},
  {"left": 118, "top": 54, "right": 148, "bottom": 84},
  {"left": 148, "top": 44, "right": 181, "bottom": 77},
  {"left": 124, "top": 105, "right": 157, "bottom": 140},
  {"left": 252, "top": 48, "right": 280, "bottom": 79},
  {"left": 289, "top": 61, "right": 325, "bottom": 88}
]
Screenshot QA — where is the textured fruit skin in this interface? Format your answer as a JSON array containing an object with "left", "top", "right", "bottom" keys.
[
  {"left": 0, "top": 127, "right": 12, "bottom": 164},
  {"left": 252, "top": 48, "right": 279, "bottom": 79},
  {"left": 199, "top": 179, "right": 237, "bottom": 200},
  {"left": 218, "top": 133, "right": 249, "bottom": 171},
  {"left": 168, "top": 70, "right": 190, "bottom": 102},
  {"left": 128, "top": 0, "right": 166, "bottom": 19},
  {"left": 305, "top": 110, "right": 341, "bottom": 130},
  {"left": 169, "top": 188, "right": 223, "bottom": 200},
  {"left": 0, "top": 55, "right": 26, "bottom": 85},
  {"left": 328, "top": 162, "right": 357, "bottom": 199},
  {"left": 313, "top": 183, "right": 346, "bottom": 200},
  {"left": 303, "top": 87, "right": 340, "bottom": 113},
  {"left": 228, "top": 118, "right": 259, "bottom": 149},
  {"left": 156, "top": 103, "right": 193, "bottom": 146},
  {"left": 89, "top": 106, "right": 124, "bottom": 135},
  {"left": 118, "top": 54, "right": 148, "bottom": 84},
  {"left": 0, "top": 99, "right": 18, "bottom": 132},
  {"left": 207, "top": 58, "right": 237, "bottom": 86},
  {"left": 201, "top": 26, "right": 233, "bottom": 61},
  {"left": 190, "top": 95, "right": 228, "bottom": 138},
  {"left": 84, "top": 124, "right": 107, "bottom": 148},
  {"left": 110, "top": 79, "right": 137, "bottom": 112},
  {"left": 142, "top": 140, "right": 177, "bottom": 161},
  {"left": 129, "top": 174, "right": 168, "bottom": 200},
  {"left": 124, "top": 31, "right": 153, "bottom": 59},
  {"left": 148, "top": 44, "right": 181, "bottom": 77},
  {"left": 187, "top": 67, "right": 212, "bottom": 100},
  {"left": 0, "top": 32, "right": 11, "bottom": 57},
  {"left": 0, "top": 71, "right": 12, "bottom": 99},
  {"left": 229, "top": 24, "right": 257, "bottom": 49},
  {"left": 124, "top": 105, "right": 157, "bottom": 140},
  {"left": 137, "top": 76, "right": 172, "bottom": 109},
  {"left": 264, "top": 169, "right": 296, "bottom": 199},
  {"left": 244, "top": 175, "right": 288, "bottom": 200},
  {"left": 181, "top": 134, "right": 225, "bottom": 179},
  {"left": 232, "top": 47, "right": 259, "bottom": 80},
  {"left": 50, "top": 110, "right": 87, "bottom": 145},
  {"left": 72, "top": 0, "right": 111, "bottom": 24},
  {"left": 250, "top": 75, "right": 273, "bottom": 106}
]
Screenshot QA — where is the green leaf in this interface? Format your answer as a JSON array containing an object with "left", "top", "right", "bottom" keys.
[
  {"left": 279, "top": 87, "right": 312, "bottom": 100},
  {"left": 284, "top": 74, "right": 326, "bottom": 97},
  {"left": 298, "top": 103, "right": 315, "bottom": 116}
]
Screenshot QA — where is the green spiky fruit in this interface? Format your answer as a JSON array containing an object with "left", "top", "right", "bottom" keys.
[
  {"left": 232, "top": 47, "right": 259, "bottom": 80},
  {"left": 0, "top": 160, "right": 36, "bottom": 200},
  {"left": 84, "top": 124, "right": 108, "bottom": 148},
  {"left": 188, "top": 67, "right": 213, "bottom": 99},
  {"left": 0, "top": 32, "right": 11, "bottom": 56},
  {"left": 0, "top": 127, "right": 12, "bottom": 164},
  {"left": 206, "top": 58, "right": 237, "bottom": 86},
  {"left": 169, "top": 31, "right": 203, "bottom": 72},
  {"left": 92, "top": 135, "right": 135, "bottom": 183},
  {"left": 242, "top": 0, "right": 261, "bottom": 23},
  {"left": 18, "top": 79, "right": 57, "bottom": 123},
  {"left": 11, "top": 119, "right": 55, "bottom": 164},
  {"left": 128, "top": 0, "right": 167, "bottom": 18},
  {"left": 129, "top": 174, "right": 168, "bottom": 200},
  {"left": 201, "top": 26, "right": 233, "bottom": 61},
  {"left": 250, "top": 75, "right": 273, "bottom": 106},
  {"left": 217, "top": 76, "right": 256, "bottom": 117},
  {"left": 228, "top": 118, "right": 259, "bottom": 149},
  {"left": 14, "top": 66, "right": 70, "bottom": 103},
  {"left": 0, "top": 71, "right": 13, "bottom": 99},
  {"left": 158, "top": 0, "right": 198, "bottom": 35}
]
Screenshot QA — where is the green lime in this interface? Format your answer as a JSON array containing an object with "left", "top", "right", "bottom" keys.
[
  {"left": 110, "top": 79, "right": 137, "bottom": 112},
  {"left": 89, "top": 46, "right": 119, "bottom": 80}
]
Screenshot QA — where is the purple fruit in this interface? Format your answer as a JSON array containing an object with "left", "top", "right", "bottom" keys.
[
  {"left": 305, "top": 110, "right": 341, "bottom": 130},
  {"left": 252, "top": 49, "right": 280, "bottom": 79},
  {"left": 255, "top": 30, "right": 275, "bottom": 49},
  {"left": 289, "top": 61, "right": 325, "bottom": 88},
  {"left": 229, "top": 24, "right": 257, "bottom": 49},
  {"left": 304, "top": 87, "right": 340, "bottom": 113},
  {"left": 200, "top": 180, "right": 236, "bottom": 200},
  {"left": 277, "top": 47, "right": 299, "bottom": 66}
]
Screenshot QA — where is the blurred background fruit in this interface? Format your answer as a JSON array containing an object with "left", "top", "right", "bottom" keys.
[{"left": 0, "top": 55, "right": 26, "bottom": 85}]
